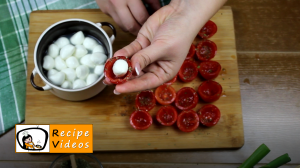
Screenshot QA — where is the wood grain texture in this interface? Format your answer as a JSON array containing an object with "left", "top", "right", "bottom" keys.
[{"left": 25, "top": 7, "right": 244, "bottom": 151}]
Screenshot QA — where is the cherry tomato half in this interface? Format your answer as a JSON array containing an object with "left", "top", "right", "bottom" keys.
[
  {"left": 164, "top": 75, "right": 177, "bottom": 85},
  {"left": 155, "top": 85, "right": 176, "bottom": 105},
  {"left": 186, "top": 44, "right": 196, "bottom": 60},
  {"left": 178, "top": 60, "right": 198, "bottom": 82},
  {"left": 175, "top": 87, "right": 198, "bottom": 111},
  {"left": 198, "top": 104, "right": 221, "bottom": 127},
  {"left": 198, "top": 81, "right": 222, "bottom": 103},
  {"left": 104, "top": 56, "right": 132, "bottom": 84},
  {"left": 156, "top": 106, "right": 178, "bottom": 126},
  {"left": 199, "top": 61, "right": 221, "bottom": 80},
  {"left": 196, "top": 40, "right": 217, "bottom": 62},
  {"left": 177, "top": 110, "right": 199, "bottom": 132},
  {"left": 130, "top": 110, "right": 153, "bottom": 130},
  {"left": 135, "top": 90, "right": 156, "bottom": 111},
  {"left": 198, "top": 20, "right": 218, "bottom": 39}
]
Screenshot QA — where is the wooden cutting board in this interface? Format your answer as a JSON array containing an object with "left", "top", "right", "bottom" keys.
[{"left": 26, "top": 7, "right": 244, "bottom": 151}]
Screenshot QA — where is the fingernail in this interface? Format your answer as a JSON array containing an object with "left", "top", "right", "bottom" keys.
[
  {"left": 102, "top": 80, "right": 107, "bottom": 85},
  {"left": 114, "top": 89, "right": 121, "bottom": 95},
  {"left": 135, "top": 63, "right": 140, "bottom": 76}
]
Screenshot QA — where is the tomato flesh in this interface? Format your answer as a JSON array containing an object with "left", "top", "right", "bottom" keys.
[
  {"left": 135, "top": 90, "right": 156, "bottom": 111},
  {"left": 196, "top": 40, "right": 217, "bottom": 62},
  {"left": 155, "top": 85, "right": 176, "bottom": 105},
  {"left": 199, "top": 61, "right": 221, "bottom": 80},
  {"left": 175, "top": 87, "right": 198, "bottom": 111},
  {"left": 198, "top": 81, "right": 222, "bottom": 103},
  {"left": 178, "top": 60, "right": 198, "bottom": 82},
  {"left": 186, "top": 44, "right": 196, "bottom": 60},
  {"left": 198, "top": 20, "right": 217, "bottom": 39},
  {"left": 198, "top": 104, "right": 221, "bottom": 127},
  {"left": 156, "top": 106, "right": 178, "bottom": 126},
  {"left": 130, "top": 110, "right": 152, "bottom": 130},
  {"left": 177, "top": 110, "right": 199, "bottom": 132},
  {"left": 104, "top": 56, "right": 132, "bottom": 84}
]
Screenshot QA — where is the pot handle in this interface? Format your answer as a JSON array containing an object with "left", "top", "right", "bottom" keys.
[
  {"left": 30, "top": 68, "right": 52, "bottom": 91},
  {"left": 96, "top": 22, "right": 116, "bottom": 43}
]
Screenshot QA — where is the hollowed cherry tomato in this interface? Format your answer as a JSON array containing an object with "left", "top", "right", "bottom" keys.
[
  {"left": 196, "top": 40, "right": 217, "bottom": 62},
  {"left": 178, "top": 60, "right": 198, "bottom": 82},
  {"left": 155, "top": 85, "right": 176, "bottom": 105},
  {"left": 198, "top": 20, "right": 217, "bottom": 39},
  {"left": 198, "top": 104, "right": 221, "bottom": 127},
  {"left": 156, "top": 106, "right": 178, "bottom": 126},
  {"left": 164, "top": 75, "right": 177, "bottom": 85},
  {"left": 199, "top": 61, "right": 221, "bottom": 80},
  {"left": 198, "top": 81, "right": 222, "bottom": 103},
  {"left": 130, "top": 110, "right": 152, "bottom": 130},
  {"left": 177, "top": 110, "right": 199, "bottom": 132},
  {"left": 175, "top": 87, "right": 198, "bottom": 111},
  {"left": 104, "top": 56, "right": 132, "bottom": 84},
  {"left": 186, "top": 44, "right": 196, "bottom": 60},
  {"left": 135, "top": 90, "right": 156, "bottom": 111}
]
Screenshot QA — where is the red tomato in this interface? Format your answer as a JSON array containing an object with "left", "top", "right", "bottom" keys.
[
  {"left": 175, "top": 87, "right": 198, "bottom": 111},
  {"left": 198, "top": 104, "right": 221, "bottom": 127},
  {"left": 177, "top": 110, "right": 199, "bottom": 132},
  {"left": 135, "top": 90, "right": 156, "bottom": 111},
  {"left": 155, "top": 85, "right": 176, "bottom": 105},
  {"left": 178, "top": 60, "right": 198, "bottom": 82},
  {"left": 156, "top": 106, "right": 178, "bottom": 126},
  {"left": 164, "top": 75, "right": 177, "bottom": 85},
  {"left": 198, "top": 81, "right": 222, "bottom": 103},
  {"left": 104, "top": 56, "right": 133, "bottom": 84},
  {"left": 130, "top": 110, "right": 152, "bottom": 130},
  {"left": 196, "top": 40, "right": 217, "bottom": 62},
  {"left": 199, "top": 61, "right": 221, "bottom": 80},
  {"left": 198, "top": 20, "right": 217, "bottom": 39},
  {"left": 186, "top": 44, "right": 196, "bottom": 60}
]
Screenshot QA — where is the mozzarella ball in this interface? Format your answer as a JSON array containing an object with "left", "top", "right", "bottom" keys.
[
  {"left": 60, "top": 44, "right": 75, "bottom": 60},
  {"left": 43, "top": 56, "right": 55, "bottom": 70},
  {"left": 76, "top": 65, "right": 90, "bottom": 79},
  {"left": 83, "top": 37, "right": 98, "bottom": 51},
  {"left": 86, "top": 74, "right": 99, "bottom": 85},
  {"left": 48, "top": 69, "right": 58, "bottom": 77},
  {"left": 61, "top": 81, "right": 72, "bottom": 89},
  {"left": 93, "top": 45, "right": 105, "bottom": 53},
  {"left": 48, "top": 44, "right": 59, "bottom": 57},
  {"left": 61, "top": 68, "right": 76, "bottom": 82},
  {"left": 73, "top": 79, "right": 86, "bottom": 89},
  {"left": 94, "top": 65, "right": 104, "bottom": 76},
  {"left": 74, "top": 45, "right": 88, "bottom": 58},
  {"left": 48, "top": 72, "right": 65, "bottom": 85},
  {"left": 66, "top": 56, "right": 79, "bottom": 68},
  {"left": 113, "top": 59, "right": 128, "bottom": 77},
  {"left": 54, "top": 37, "right": 70, "bottom": 48},
  {"left": 55, "top": 57, "right": 67, "bottom": 71},
  {"left": 70, "top": 31, "right": 85, "bottom": 45},
  {"left": 80, "top": 54, "right": 95, "bottom": 68},
  {"left": 90, "top": 52, "right": 107, "bottom": 65}
]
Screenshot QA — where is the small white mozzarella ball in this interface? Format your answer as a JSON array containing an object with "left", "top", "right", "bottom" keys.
[
  {"left": 80, "top": 54, "right": 95, "bottom": 68},
  {"left": 54, "top": 37, "right": 70, "bottom": 48},
  {"left": 90, "top": 52, "right": 107, "bottom": 65},
  {"left": 94, "top": 65, "right": 104, "bottom": 76},
  {"left": 55, "top": 57, "right": 67, "bottom": 71},
  {"left": 74, "top": 45, "right": 88, "bottom": 58},
  {"left": 66, "top": 56, "right": 79, "bottom": 68},
  {"left": 86, "top": 74, "right": 99, "bottom": 85},
  {"left": 83, "top": 37, "right": 98, "bottom": 51},
  {"left": 70, "top": 31, "right": 85, "bottom": 45},
  {"left": 48, "top": 44, "right": 59, "bottom": 57},
  {"left": 61, "top": 68, "right": 76, "bottom": 82},
  {"left": 93, "top": 45, "right": 105, "bottom": 53},
  {"left": 47, "top": 69, "right": 58, "bottom": 77},
  {"left": 60, "top": 44, "right": 75, "bottom": 60},
  {"left": 43, "top": 56, "right": 55, "bottom": 70},
  {"left": 48, "top": 72, "right": 65, "bottom": 85},
  {"left": 73, "top": 79, "right": 86, "bottom": 89},
  {"left": 61, "top": 81, "right": 72, "bottom": 89},
  {"left": 76, "top": 65, "right": 90, "bottom": 79},
  {"left": 113, "top": 59, "right": 128, "bottom": 77}
]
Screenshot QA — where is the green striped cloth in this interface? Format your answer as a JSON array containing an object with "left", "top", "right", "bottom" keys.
[{"left": 0, "top": 0, "right": 170, "bottom": 135}]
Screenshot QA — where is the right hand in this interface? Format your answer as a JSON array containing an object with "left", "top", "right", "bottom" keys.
[{"left": 96, "top": 0, "right": 161, "bottom": 35}]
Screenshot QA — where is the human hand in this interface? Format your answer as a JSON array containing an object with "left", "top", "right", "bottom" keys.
[{"left": 96, "top": 0, "right": 161, "bottom": 35}]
